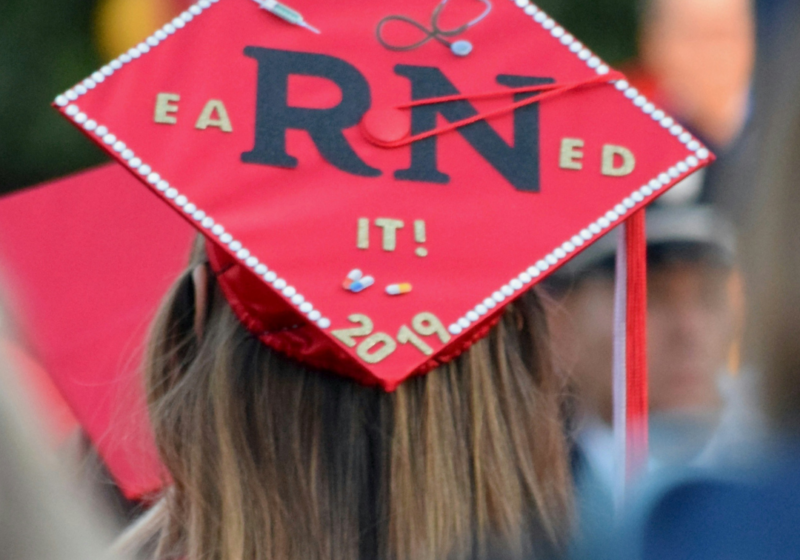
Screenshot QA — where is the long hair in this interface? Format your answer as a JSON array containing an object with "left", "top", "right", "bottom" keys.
[{"left": 131, "top": 245, "right": 572, "bottom": 560}]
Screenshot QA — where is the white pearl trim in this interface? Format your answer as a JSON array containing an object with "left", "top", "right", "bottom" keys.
[
  {"left": 448, "top": 151, "right": 706, "bottom": 335},
  {"left": 58, "top": 104, "right": 327, "bottom": 329}
]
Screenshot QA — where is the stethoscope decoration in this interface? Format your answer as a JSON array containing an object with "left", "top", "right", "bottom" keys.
[{"left": 376, "top": 0, "right": 492, "bottom": 57}]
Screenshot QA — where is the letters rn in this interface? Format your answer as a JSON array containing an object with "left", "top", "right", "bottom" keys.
[{"left": 154, "top": 47, "right": 636, "bottom": 192}]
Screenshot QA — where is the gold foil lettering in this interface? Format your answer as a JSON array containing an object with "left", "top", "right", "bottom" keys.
[
  {"left": 559, "top": 138, "right": 584, "bottom": 170},
  {"left": 154, "top": 93, "right": 180, "bottom": 125},
  {"left": 602, "top": 145, "right": 636, "bottom": 177},
  {"left": 375, "top": 218, "right": 404, "bottom": 251},
  {"left": 195, "top": 99, "right": 233, "bottom": 132}
]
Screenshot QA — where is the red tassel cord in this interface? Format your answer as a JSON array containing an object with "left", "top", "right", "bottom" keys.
[
  {"left": 625, "top": 210, "right": 648, "bottom": 481},
  {"left": 362, "top": 72, "right": 625, "bottom": 148}
]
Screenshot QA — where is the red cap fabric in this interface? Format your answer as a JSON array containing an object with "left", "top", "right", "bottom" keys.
[
  {"left": 54, "top": 0, "right": 713, "bottom": 391},
  {"left": 0, "top": 164, "right": 194, "bottom": 498}
]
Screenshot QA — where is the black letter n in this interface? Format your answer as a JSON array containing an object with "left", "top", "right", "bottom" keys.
[
  {"left": 241, "top": 47, "right": 380, "bottom": 177},
  {"left": 394, "top": 65, "right": 552, "bottom": 191}
]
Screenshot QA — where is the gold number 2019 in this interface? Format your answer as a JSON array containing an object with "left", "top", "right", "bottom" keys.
[{"left": 331, "top": 312, "right": 450, "bottom": 364}]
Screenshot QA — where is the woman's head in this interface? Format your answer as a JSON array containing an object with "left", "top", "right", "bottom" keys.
[{"left": 142, "top": 243, "right": 571, "bottom": 560}]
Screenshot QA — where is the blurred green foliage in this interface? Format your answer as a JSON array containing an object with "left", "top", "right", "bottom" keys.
[
  {"left": 535, "top": 0, "right": 639, "bottom": 65},
  {"left": 0, "top": 0, "right": 638, "bottom": 194},
  {"left": 0, "top": 0, "right": 107, "bottom": 194}
]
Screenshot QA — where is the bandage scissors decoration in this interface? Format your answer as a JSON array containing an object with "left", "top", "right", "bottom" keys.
[{"left": 376, "top": 0, "right": 492, "bottom": 57}]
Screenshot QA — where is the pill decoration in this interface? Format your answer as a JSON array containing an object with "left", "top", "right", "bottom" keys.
[
  {"left": 54, "top": 0, "right": 712, "bottom": 391},
  {"left": 386, "top": 283, "right": 412, "bottom": 295},
  {"left": 349, "top": 276, "right": 375, "bottom": 293},
  {"left": 343, "top": 269, "right": 375, "bottom": 293},
  {"left": 343, "top": 269, "right": 362, "bottom": 290}
]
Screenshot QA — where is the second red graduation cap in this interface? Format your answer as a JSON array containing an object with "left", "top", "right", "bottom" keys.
[{"left": 55, "top": 0, "right": 712, "bottom": 391}]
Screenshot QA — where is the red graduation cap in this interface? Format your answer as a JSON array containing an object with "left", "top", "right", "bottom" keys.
[
  {"left": 0, "top": 164, "right": 194, "bottom": 498},
  {"left": 52, "top": 0, "right": 713, "bottom": 488}
]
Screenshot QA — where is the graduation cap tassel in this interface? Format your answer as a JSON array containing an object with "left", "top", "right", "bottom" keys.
[
  {"left": 612, "top": 210, "right": 649, "bottom": 514},
  {"left": 612, "top": 220, "right": 628, "bottom": 514}
]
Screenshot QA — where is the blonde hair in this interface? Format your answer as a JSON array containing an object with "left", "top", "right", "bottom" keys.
[{"left": 126, "top": 248, "right": 572, "bottom": 560}]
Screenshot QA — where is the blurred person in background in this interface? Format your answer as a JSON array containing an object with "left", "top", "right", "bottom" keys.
[
  {"left": 631, "top": 0, "right": 759, "bottom": 226},
  {"left": 0, "top": 303, "right": 119, "bottom": 559},
  {"left": 594, "top": 3, "right": 800, "bottom": 558},
  {"left": 546, "top": 187, "right": 764, "bottom": 527},
  {"left": 633, "top": 0, "right": 755, "bottom": 150}
]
